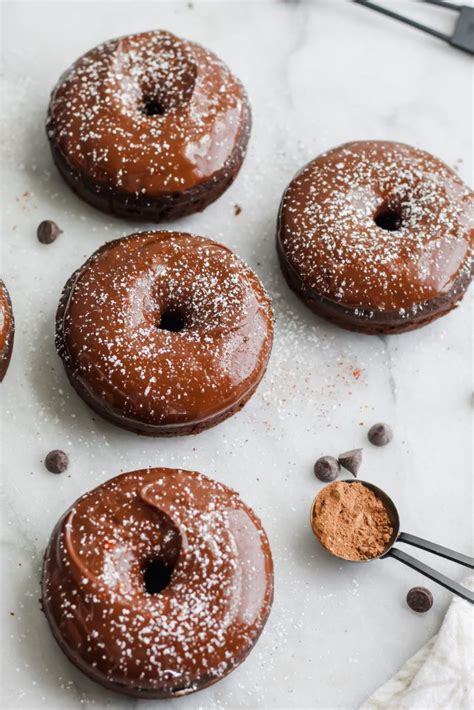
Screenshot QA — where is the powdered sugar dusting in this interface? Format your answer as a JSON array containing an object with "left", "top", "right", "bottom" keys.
[
  {"left": 47, "top": 30, "right": 247, "bottom": 195},
  {"left": 278, "top": 141, "right": 473, "bottom": 315},
  {"left": 42, "top": 468, "right": 273, "bottom": 696},
  {"left": 57, "top": 231, "right": 273, "bottom": 432}
]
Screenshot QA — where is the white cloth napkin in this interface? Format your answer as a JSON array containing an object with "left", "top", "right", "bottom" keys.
[{"left": 360, "top": 576, "right": 474, "bottom": 710}]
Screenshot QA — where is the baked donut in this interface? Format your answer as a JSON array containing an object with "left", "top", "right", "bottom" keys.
[
  {"left": 56, "top": 231, "right": 273, "bottom": 435},
  {"left": 46, "top": 30, "right": 251, "bottom": 221},
  {"left": 277, "top": 141, "right": 473, "bottom": 334},
  {"left": 0, "top": 280, "right": 14, "bottom": 381},
  {"left": 41, "top": 467, "right": 274, "bottom": 698}
]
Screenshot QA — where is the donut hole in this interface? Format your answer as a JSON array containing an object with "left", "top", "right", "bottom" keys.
[
  {"left": 158, "top": 309, "right": 185, "bottom": 333},
  {"left": 142, "top": 559, "right": 174, "bottom": 595},
  {"left": 374, "top": 202, "right": 403, "bottom": 232},
  {"left": 137, "top": 40, "right": 197, "bottom": 119},
  {"left": 141, "top": 97, "right": 167, "bottom": 117}
]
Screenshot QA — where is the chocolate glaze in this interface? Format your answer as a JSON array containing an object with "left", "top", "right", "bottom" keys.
[
  {"left": 0, "top": 280, "right": 14, "bottom": 381},
  {"left": 41, "top": 468, "right": 274, "bottom": 698},
  {"left": 47, "top": 30, "right": 251, "bottom": 221},
  {"left": 278, "top": 246, "right": 470, "bottom": 335},
  {"left": 56, "top": 231, "right": 274, "bottom": 435},
  {"left": 277, "top": 141, "right": 473, "bottom": 334}
]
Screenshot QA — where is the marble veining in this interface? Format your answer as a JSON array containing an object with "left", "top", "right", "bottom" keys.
[{"left": 0, "top": 1, "right": 472, "bottom": 709}]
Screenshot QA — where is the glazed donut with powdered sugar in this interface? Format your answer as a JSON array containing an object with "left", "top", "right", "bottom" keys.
[
  {"left": 56, "top": 231, "right": 273, "bottom": 435},
  {"left": 47, "top": 30, "right": 251, "bottom": 221},
  {"left": 277, "top": 141, "right": 473, "bottom": 334},
  {"left": 41, "top": 468, "right": 274, "bottom": 697}
]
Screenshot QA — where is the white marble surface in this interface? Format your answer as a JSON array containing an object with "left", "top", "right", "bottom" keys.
[{"left": 1, "top": 1, "right": 472, "bottom": 709}]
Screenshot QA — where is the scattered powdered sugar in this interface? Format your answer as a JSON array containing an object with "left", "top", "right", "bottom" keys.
[
  {"left": 279, "top": 141, "right": 473, "bottom": 313},
  {"left": 42, "top": 468, "right": 273, "bottom": 694},
  {"left": 57, "top": 231, "right": 273, "bottom": 429},
  {"left": 47, "top": 30, "right": 246, "bottom": 194},
  {"left": 2, "top": 14, "right": 471, "bottom": 708}
]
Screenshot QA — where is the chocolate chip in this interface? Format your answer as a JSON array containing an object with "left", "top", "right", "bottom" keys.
[
  {"left": 314, "top": 456, "right": 340, "bottom": 482},
  {"left": 338, "top": 448, "right": 362, "bottom": 477},
  {"left": 368, "top": 422, "right": 393, "bottom": 446},
  {"left": 37, "top": 220, "right": 62, "bottom": 244},
  {"left": 234, "top": 204, "right": 242, "bottom": 216},
  {"left": 406, "top": 587, "right": 433, "bottom": 613},
  {"left": 45, "top": 450, "right": 69, "bottom": 474}
]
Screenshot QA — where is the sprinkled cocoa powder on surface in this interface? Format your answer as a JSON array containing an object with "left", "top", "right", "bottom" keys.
[{"left": 312, "top": 481, "right": 393, "bottom": 561}]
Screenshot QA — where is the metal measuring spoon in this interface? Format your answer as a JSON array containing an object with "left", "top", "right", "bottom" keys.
[{"left": 310, "top": 480, "right": 474, "bottom": 604}]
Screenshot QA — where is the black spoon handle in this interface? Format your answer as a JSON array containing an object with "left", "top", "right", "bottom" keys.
[
  {"left": 398, "top": 532, "right": 474, "bottom": 569},
  {"left": 422, "top": 0, "right": 461, "bottom": 10},
  {"left": 387, "top": 548, "right": 474, "bottom": 603},
  {"left": 353, "top": 0, "right": 449, "bottom": 41}
]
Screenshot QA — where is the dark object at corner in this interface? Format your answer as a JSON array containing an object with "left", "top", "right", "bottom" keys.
[{"left": 353, "top": 0, "right": 474, "bottom": 55}]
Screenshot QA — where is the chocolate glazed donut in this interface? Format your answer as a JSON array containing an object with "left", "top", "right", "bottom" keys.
[
  {"left": 277, "top": 141, "right": 473, "bottom": 335},
  {"left": 46, "top": 30, "right": 251, "bottom": 221},
  {"left": 56, "top": 231, "right": 273, "bottom": 435},
  {"left": 0, "top": 280, "right": 14, "bottom": 381},
  {"left": 41, "top": 468, "right": 274, "bottom": 698}
]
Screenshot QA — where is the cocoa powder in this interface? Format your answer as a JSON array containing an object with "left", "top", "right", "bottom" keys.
[{"left": 312, "top": 481, "right": 393, "bottom": 561}]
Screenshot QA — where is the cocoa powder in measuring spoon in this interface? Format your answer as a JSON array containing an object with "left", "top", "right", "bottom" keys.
[{"left": 312, "top": 481, "right": 393, "bottom": 561}]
